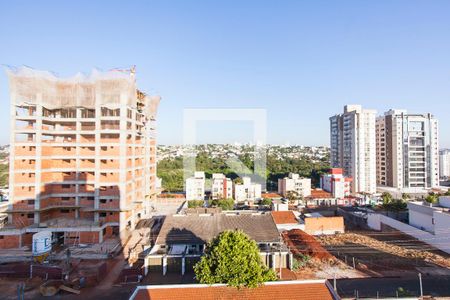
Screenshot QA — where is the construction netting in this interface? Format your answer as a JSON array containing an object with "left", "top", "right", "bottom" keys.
[{"left": 6, "top": 66, "right": 160, "bottom": 119}]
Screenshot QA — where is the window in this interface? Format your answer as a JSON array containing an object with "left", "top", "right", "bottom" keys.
[
  {"left": 99, "top": 212, "right": 107, "bottom": 217},
  {"left": 27, "top": 213, "right": 34, "bottom": 219},
  {"left": 62, "top": 184, "right": 71, "bottom": 189},
  {"left": 60, "top": 209, "right": 69, "bottom": 213}
]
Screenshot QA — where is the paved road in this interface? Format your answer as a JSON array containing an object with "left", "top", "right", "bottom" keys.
[{"left": 336, "top": 275, "right": 450, "bottom": 298}]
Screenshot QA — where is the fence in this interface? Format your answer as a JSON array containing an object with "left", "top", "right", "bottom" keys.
[{"left": 0, "top": 264, "right": 63, "bottom": 279}]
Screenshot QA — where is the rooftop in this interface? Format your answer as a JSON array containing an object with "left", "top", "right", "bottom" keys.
[
  {"left": 154, "top": 212, "right": 280, "bottom": 245},
  {"left": 309, "top": 189, "right": 333, "bottom": 199},
  {"left": 130, "top": 280, "right": 340, "bottom": 300},
  {"left": 271, "top": 211, "right": 298, "bottom": 225}
]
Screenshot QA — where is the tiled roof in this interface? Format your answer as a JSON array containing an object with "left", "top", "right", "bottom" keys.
[
  {"left": 155, "top": 213, "right": 280, "bottom": 245},
  {"left": 131, "top": 280, "right": 340, "bottom": 300},
  {"left": 262, "top": 192, "right": 282, "bottom": 199},
  {"left": 309, "top": 189, "right": 333, "bottom": 199},
  {"left": 271, "top": 211, "right": 298, "bottom": 225}
]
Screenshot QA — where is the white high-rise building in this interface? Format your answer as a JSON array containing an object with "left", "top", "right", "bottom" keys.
[
  {"left": 440, "top": 150, "right": 450, "bottom": 179},
  {"left": 277, "top": 173, "right": 311, "bottom": 198},
  {"left": 330, "top": 105, "right": 377, "bottom": 194},
  {"left": 233, "top": 176, "right": 262, "bottom": 202},
  {"left": 185, "top": 171, "right": 205, "bottom": 200},
  {"left": 376, "top": 110, "right": 439, "bottom": 191}
]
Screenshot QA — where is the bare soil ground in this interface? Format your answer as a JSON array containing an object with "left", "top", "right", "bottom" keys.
[{"left": 317, "top": 230, "right": 450, "bottom": 277}]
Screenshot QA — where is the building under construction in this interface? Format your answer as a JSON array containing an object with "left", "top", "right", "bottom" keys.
[{"left": 0, "top": 66, "right": 160, "bottom": 248}]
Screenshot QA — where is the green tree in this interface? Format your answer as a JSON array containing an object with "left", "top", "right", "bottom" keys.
[
  {"left": 445, "top": 190, "right": 450, "bottom": 196},
  {"left": 425, "top": 192, "right": 439, "bottom": 204},
  {"left": 402, "top": 193, "right": 410, "bottom": 201},
  {"left": 381, "top": 192, "right": 393, "bottom": 205},
  {"left": 210, "top": 198, "right": 234, "bottom": 210},
  {"left": 188, "top": 200, "right": 204, "bottom": 208},
  {"left": 260, "top": 198, "right": 272, "bottom": 206},
  {"left": 286, "top": 191, "right": 298, "bottom": 205},
  {"left": 194, "top": 230, "right": 277, "bottom": 288}
]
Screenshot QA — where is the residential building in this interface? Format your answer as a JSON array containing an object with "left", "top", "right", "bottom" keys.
[
  {"left": 233, "top": 176, "right": 262, "bottom": 203},
  {"left": 144, "top": 212, "right": 292, "bottom": 276},
  {"left": 211, "top": 173, "right": 232, "bottom": 200},
  {"left": 185, "top": 171, "right": 205, "bottom": 200},
  {"left": 330, "top": 105, "right": 377, "bottom": 194},
  {"left": 376, "top": 109, "right": 439, "bottom": 192},
  {"left": 320, "top": 168, "right": 352, "bottom": 199},
  {"left": 1, "top": 66, "right": 160, "bottom": 248},
  {"left": 130, "top": 280, "right": 341, "bottom": 300},
  {"left": 440, "top": 149, "right": 450, "bottom": 179},
  {"left": 407, "top": 196, "right": 450, "bottom": 235},
  {"left": 277, "top": 173, "right": 311, "bottom": 198}
]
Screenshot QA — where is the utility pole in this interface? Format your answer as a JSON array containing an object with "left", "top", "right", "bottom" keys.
[
  {"left": 333, "top": 273, "right": 337, "bottom": 291},
  {"left": 418, "top": 273, "right": 423, "bottom": 299}
]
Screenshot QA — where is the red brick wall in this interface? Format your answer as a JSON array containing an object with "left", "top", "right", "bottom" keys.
[{"left": 0, "top": 235, "right": 21, "bottom": 248}]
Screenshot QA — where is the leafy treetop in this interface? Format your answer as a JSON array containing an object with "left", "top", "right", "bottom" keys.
[{"left": 194, "top": 230, "right": 277, "bottom": 288}]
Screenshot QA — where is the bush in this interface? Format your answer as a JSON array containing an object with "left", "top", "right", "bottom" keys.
[
  {"left": 188, "top": 200, "right": 204, "bottom": 208},
  {"left": 210, "top": 198, "right": 234, "bottom": 210},
  {"left": 292, "top": 254, "right": 311, "bottom": 271},
  {"left": 260, "top": 198, "right": 272, "bottom": 206}
]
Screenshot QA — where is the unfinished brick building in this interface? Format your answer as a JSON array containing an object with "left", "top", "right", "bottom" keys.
[{"left": 0, "top": 66, "right": 160, "bottom": 248}]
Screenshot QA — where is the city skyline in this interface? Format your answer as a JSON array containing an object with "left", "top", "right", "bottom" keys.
[{"left": 1, "top": 1, "right": 450, "bottom": 147}]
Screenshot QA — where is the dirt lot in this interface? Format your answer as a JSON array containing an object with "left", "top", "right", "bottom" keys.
[
  {"left": 282, "top": 229, "right": 365, "bottom": 279},
  {"left": 317, "top": 230, "right": 450, "bottom": 277}
]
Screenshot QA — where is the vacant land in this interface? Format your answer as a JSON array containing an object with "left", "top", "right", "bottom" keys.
[{"left": 317, "top": 230, "right": 450, "bottom": 277}]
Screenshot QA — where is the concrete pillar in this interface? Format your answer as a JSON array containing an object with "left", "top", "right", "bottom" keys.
[
  {"left": 144, "top": 258, "right": 149, "bottom": 276},
  {"left": 288, "top": 253, "right": 293, "bottom": 270},
  {"left": 162, "top": 256, "right": 167, "bottom": 275},
  {"left": 181, "top": 257, "right": 185, "bottom": 275},
  {"left": 271, "top": 253, "right": 276, "bottom": 270}
]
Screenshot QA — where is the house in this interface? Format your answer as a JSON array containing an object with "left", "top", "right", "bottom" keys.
[
  {"left": 129, "top": 279, "right": 341, "bottom": 300},
  {"left": 302, "top": 213, "right": 345, "bottom": 235},
  {"left": 271, "top": 211, "right": 344, "bottom": 236},
  {"left": 144, "top": 212, "right": 293, "bottom": 275},
  {"left": 271, "top": 211, "right": 303, "bottom": 232},
  {"left": 211, "top": 174, "right": 232, "bottom": 200},
  {"left": 233, "top": 177, "right": 262, "bottom": 203},
  {"left": 185, "top": 172, "right": 205, "bottom": 200},
  {"left": 278, "top": 173, "right": 311, "bottom": 198}
]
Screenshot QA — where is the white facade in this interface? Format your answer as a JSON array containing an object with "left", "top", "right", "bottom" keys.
[
  {"left": 440, "top": 150, "right": 450, "bottom": 179},
  {"left": 407, "top": 197, "right": 450, "bottom": 235},
  {"left": 376, "top": 110, "right": 440, "bottom": 192},
  {"left": 320, "top": 168, "right": 352, "bottom": 199},
  {"left": 185, "top": 171, "right": 205, "bottom": 200},
  {"left": 233, "top": 176, "right": 262, "bottom": 202},
  {"left": 277, "top": 173, "right": 311, "bottom": 198},
  {"left": 330, "top": 105, "right": 377, "bottom": 194},
  {"left": 211, "top": 173, "right": 232, "bottom": 200}
]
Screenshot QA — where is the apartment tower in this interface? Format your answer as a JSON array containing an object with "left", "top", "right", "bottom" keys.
[
  {"left": 376, "top": 109, "right": 439, "bottom": 191},
  {"left": 330, "top": 105, "right": 377, "bottom": 194},
  {"left": 2, "top": 66, "right": 160, "bottom": 248}
]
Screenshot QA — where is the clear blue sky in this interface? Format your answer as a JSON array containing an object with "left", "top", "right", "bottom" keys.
[{"left": 1, "top": 1, "right": 450, "bottom": 147}]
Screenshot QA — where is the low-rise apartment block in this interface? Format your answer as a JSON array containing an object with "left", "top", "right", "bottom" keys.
[
  {"left": 320, "top": 168, "right": 352, "bottom": 199},
  {"left": 185, "top": 171, "right": 205, "bottom": 200},
  {"left": 211, "top": 173, "right": 232, "bottom": 200},
  {"left": 233, "top": 176, "right": 262, "bottom": 203},
  {"left": 0, "top": 67, "right": 160, "bottom": 249},
  {"left": 278, "top": 173, "right": 311, "bottom": 198}
]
